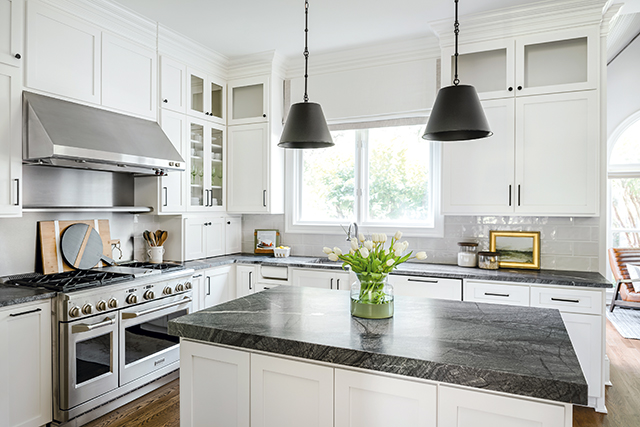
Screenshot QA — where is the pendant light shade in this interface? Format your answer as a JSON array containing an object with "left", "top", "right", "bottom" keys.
[
  {"left": 422, "top": 0, "right": 492, "bottom": 142},
  {"left": 278, "top": 1, "right": 334, "bottom": 149},
  {"left": 279, "top": 102, "right": 333, "bottom": 148},
  {"left": 422, "top": 85, "right": 492, "bottom": 141}
]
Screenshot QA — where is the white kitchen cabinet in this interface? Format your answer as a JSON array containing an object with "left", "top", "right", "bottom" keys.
[
  {"left": 227, "top": 75, "right": 269, "bottom": 125},
  {"left": 0, "top": 300, "right": 52, "bottom": 427},
  {"left": 463, "top": 280, "right": 530, "bottom": 307},
  {"left": 203, "top": 266, "right": 233, "bottom": 309},
  {"left": 189, "top": 271, "right": 205, "bottom": 311},
  {"left": 290, "top": 268, "right": 351, "bottom": 291},
  {"left": 251, "top": 353, "right": 333, "bottom": 427},
  {"left": 101, "top": 32, "right": 157, "bottom": 119},
  {"left": 0, "top": 0, "right": 23, "bottom": 67},
  {"left": 335, "top": 368, "right": 437, "bottom": 427},
  {"left": 236, "top": 264, "right": 258, "bottom": 298},
  {"left": 438, "top": 385, "right": 570, "bottom": 427},
  {"left": 179, "top": 340, "right": 250, "bottom": 427},
  {"left": 442, "top": 26, "right": 598, "bottom": 100},
  {"left": 188, "top": 67, "right": 225, "bottom": 124},
  {"left": 184, "top": 216, "right": 225, "bottom": 260},
  {"left": 225, "top": 216, "right": 242, "bottom": 254},
  {"left": 0, "top": 63, "right": 22, "bottom": 217},
  {"left": 388, "top": 275, "right": 462, "bottom": 301},
  {"left": 160, "top": 55, "right": 187, "bottom": 113},
  {"left": 134, "top": 109, "right": 187, "bottom": 213},
  {"left": 188, "top": 118, "right": 225, "bottom": 211},
  {"left": 514, "top": 90, "right": 599, "bottom": 215},
  {"left": 26, "top": 0, "right": 101, "bottom": 104}
]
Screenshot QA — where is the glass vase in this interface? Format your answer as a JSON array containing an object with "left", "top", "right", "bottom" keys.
[{"left": 350, "top": 272, "right": 394, "bottom": 319}]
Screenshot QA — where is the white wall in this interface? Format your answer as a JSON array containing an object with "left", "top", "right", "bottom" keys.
[{"left": 607, "top": 35, "right": 640, "bottom": 138}]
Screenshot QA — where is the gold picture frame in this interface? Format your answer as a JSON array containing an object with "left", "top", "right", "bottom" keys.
[{"left": 489, "top": 230, "right": 541, "bottom": 269}]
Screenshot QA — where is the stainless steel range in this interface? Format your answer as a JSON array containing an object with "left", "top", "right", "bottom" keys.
[{"left": 5, "top": 262, "right": 194, "bottom": 426}]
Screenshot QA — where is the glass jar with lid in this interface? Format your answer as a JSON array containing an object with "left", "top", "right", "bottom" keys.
[
  {"left": 478, "top": 251, "right": 500, "bottom": 270},
  {"left": 457, "top": 242, "right": 479, "bottom": 267}
]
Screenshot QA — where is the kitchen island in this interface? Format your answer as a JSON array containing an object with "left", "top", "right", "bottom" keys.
[{"left": 169, "top": 286, "right": 587, "bottom": 427}]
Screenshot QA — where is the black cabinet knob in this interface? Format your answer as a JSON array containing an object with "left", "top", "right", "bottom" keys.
[
  {"left": 517, "top": 86, "right": 522, "bottom": 90},
  {"left": 262, "top": 114, "right": 267, "bottom": 118},
  {"left": 227, "top": 221, "right": 231, "bottom": 225},
  {"left": 14, "top": 53, "right": 21, "bottom": 59},
  {"left": 163, "top": 99, "right": 168, "bottom": 103},
  {"left": 508, "top": 87, "right": 513, "bottom": 91}
]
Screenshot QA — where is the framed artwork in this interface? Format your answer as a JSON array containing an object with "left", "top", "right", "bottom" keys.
[
  {"left": 254, "top": 229, "right": 280, "bottom": 254},
  {"left": 489, "top": 230, "right": 541, "bottom": 269}
]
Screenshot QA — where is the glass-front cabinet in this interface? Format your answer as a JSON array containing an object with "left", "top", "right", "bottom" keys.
[
  {"left": 188, "top": 67, "right": 225, "bottom": 124},
  {"left": 227, "top": 75, "right": 269, "bottom": 125},
  {"left": 189, "top": 118, "right": 224, "bottom": 211}
]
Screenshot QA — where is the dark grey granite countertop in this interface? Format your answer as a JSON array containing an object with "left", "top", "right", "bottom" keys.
[
  {"left": 183, "top": 254, "right": 611, "bottom": 288},
  {"left": 0, "top": 284, "right": 56, "bottom": 308},
  {"left": 169, "top": 286, "right": 587, "bottom": 405}
]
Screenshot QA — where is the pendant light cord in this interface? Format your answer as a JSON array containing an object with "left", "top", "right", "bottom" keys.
[
  {"left": 453, "top": 0, "right": 460, "bottom": 86},
  {"left": 303, "top": 1, "right": 310, "bottom": 102}
]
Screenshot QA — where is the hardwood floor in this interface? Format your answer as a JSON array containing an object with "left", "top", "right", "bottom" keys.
[{"left": 83, "top": 319, "right": 640, "bottom": 427}]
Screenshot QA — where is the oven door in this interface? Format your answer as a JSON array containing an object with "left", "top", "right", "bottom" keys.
[
  {"left": 59, "top": 314, "right": 119, "bottom": 410},
  {"left": 119, "top": 294, "right": 192, "bottom": 385}
]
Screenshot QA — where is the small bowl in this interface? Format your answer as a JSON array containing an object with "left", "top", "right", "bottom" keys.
[{"left": 273, "top": 247, "right": 291, "bottom": 258}]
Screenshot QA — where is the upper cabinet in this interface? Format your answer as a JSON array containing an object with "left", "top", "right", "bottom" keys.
[
  {"left": 188, "top": 67, "right": 225, "bottom": 125},
  {"left": 0, "top": 0, "right": 24, "bottom": 67},
  {"left": 160, "top": 55, "right": 187, "bottom": 113},
  {"left": 227, "top": 75, "right": 269, "bottom": 125},
  {"left": 188, "top": 117, "right": 225, "bottom": 211},
  {"left": 442, "top": 27, "right": 599, "bottom": 100},
  {"left": 0, "top": 64, "right": 22, "bottom": 217}
]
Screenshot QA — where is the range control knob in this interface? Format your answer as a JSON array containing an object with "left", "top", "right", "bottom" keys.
[
  {"left": 175, "top": 284, "right": 185, "bottom": 292},
  {"left": 184, "top": 281, "right": 192, "bottom": 290},
  {"left": 143, "top": 290, "right": 155, "bottom": 300},
  {"left": 126, "top": 294, "right": 138, "bottom": 305},
  {"left": 108, "top": 298, "right": 118, "bottom": 309},
  {"left": 69, "top": 306, "right": 81, "bottom": 318},
  {"left": 82, "top": 304, "right": 93, "bottom": 315},
  {"left": 96, "top": 300, "right": 107, "bottom": 312},
  {"left": 163, "top": 286, "right": 173, "bottom": 295}
]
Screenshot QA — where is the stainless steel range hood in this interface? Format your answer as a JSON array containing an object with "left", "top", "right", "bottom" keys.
[{"left": 23, "top": 91, "right": 185, "bottom": 175}]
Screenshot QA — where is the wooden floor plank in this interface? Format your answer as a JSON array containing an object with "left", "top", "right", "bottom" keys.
[{"left": 82, "top": 319, "right": 640, "bottom": 427}]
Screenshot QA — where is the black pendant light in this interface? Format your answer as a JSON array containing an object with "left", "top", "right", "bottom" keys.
[
  {"left": 279, "top": 1, "right": 334, "bottom": 149},
  {"left": 422, "top": 0, "right": 492, "bottom": 142}
]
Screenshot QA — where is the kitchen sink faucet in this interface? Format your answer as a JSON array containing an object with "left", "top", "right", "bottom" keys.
[{"left": 345, "top": 222, "right": 359, "bottom": 241}]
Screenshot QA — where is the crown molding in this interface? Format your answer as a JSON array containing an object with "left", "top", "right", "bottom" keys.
[
  {"left": 602, "top": 3, "right": 624, "bottom": 37},
  {"left": 228, "top": 50, "right": 283, "bottom": 79},
  {"left": 430, "top": 0, "right": 609, "bottom": 48},
  {"left": 284, "top": 35, "right": 440, "bottom": 79},
  {"left": 158, "top": 25, "right": 229, "bottom": 78}
]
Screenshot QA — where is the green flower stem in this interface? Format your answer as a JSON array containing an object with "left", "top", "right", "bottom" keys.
[{"left": 355, "top": 273, "right": 388, "bottom": 305}]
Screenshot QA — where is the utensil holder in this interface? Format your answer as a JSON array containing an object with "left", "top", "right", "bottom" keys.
[{"left": 147, "top": 246, "right": 165, "bottom": 264}]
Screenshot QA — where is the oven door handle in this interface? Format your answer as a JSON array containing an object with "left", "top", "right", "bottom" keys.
[
  {"left": 71, "top": 317, "right": 116, "bottom": 334},
  {"left": 121, "top": 297, "right": 192, "bottom": 319}
]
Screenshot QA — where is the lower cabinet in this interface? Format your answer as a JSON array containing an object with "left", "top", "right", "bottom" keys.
[
  {"left": 463, "top": 280, "right": 530, "bottom": 306},
  {"left": 0, "top": 300, "right": 52, "bottom": 427},
  {"left": 388, "top": 275, "right": 462, "bottom": 300},
  {"left": 236, "top": 264, "right": 258, "bottom": 298},
  {"left": 290, "top": 268, "right": 351, "bottom": 291},
  {"left": 192, "top": 266, "right": 233, "bottom": 311}
]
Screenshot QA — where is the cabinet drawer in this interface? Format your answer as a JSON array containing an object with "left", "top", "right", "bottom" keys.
[
  {"left": 530, "top": 286, "right": 603, "bottom": 315},
  {"left": 261, "top": 265, "right": 288, "bottom": 280},
  {"left": 464, "top": 280, "right": 530, "bottom": 306},
  {"left": 390, "top": 275, "right": 462, "bottom": 301}
]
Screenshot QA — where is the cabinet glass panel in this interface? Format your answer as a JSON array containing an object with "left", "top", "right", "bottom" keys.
[
  {"left": 210, "top": 82, "right": 223, "bottom": 120},
  {"left": 210, "top": 128, "right": 223, "bottom": 207},
  {"left": 453, "top": 49, "right": 507, "bottom": 93},
  {"left": 190, "top": 74, "right": 204, "bottom": 113},
  {"left": 76, "top": 333, "right": 113, "bottom": 384},
  {"left": 524, "top": 37, "right": 587, "bottom": 88},
  {"left": 232, "top": 84, "right": 263, "bottom": 120},
  {"left": 190, "top": 123, "right": 205, "bottom": 207}
]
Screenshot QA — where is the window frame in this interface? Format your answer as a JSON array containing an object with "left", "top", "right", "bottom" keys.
[{"left": 285, "top": 123, "right": 444, "bottom": 237}]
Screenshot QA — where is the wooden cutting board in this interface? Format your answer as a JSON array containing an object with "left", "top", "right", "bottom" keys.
[{"left": 39, "top": 219, "right": 114, "bottom": 274}]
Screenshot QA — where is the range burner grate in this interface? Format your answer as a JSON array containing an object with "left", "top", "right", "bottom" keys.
[
  {"left": 9, "top": 270, "right": 135, "bottom": 292},
  {"left": 120, "top": 262, "right": 185, "bottom": 272}
]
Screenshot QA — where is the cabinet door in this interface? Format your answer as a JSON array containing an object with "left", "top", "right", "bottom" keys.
[
  {"left": 208, "top": 124, "right": 225, "bottom": 209},
  {"left": 0, "top": 0, "right": 23, "bottom": 67},
  {"left": 0, "top": 300, "right": 52, "bottom": 427},
  {"left": 184, "top": 217, "right": 207, "bottom": 260},
  {"left": 251, "top": 353, "right": 333, "bottom": 427},
  {"left": 561, "top": 312, "right": 603, "bottom": 399},
  {"left": 26, "top": 0, "right": 101, "bottom": 103},
  {"left": 160, "top": 55, "right": 187, "bottom": 113},
  {"left": 389, "top": 275, "right": 462, "bottom": 301},
  {"left": 188, "top": 68, "right": 225, "bottom": 124},
  {"left": 515, "top": 27, "right": 598, "bottom": 97},
  {"left": 159, "top": 109, "right": 187, "bottom": 212},
  {"left": 463, "top": 280, "right": 530, "bottom": 307},
  {"left": 441, "top": 98, "right": 515, "bottom": 214},
  {"left": 102, "top": 33, "right": 157, "bottom": 119},
  {"left": 227, "top": 123, "right": 269, "bottom": 213},
  {"left": 515, "top": 90, "right": 598, "bottom": 215},
  {"left": 180, "top": 341, "right": 250, "bottom": 427},
  {"left": 335, "top": 368, "right": 437, "bottom": 427},
  {"left": 291, "top": 269, "right": 335, "bottom": 290},
  {"left": 190, "top": 271, "right": 205, "bottom": 311},
  {"left": 228, "top": 75, "right": 269, "bottom": 125},
  {"left": 205, "top": 217, "right": 225, "bottom": 258},
  {"left": 236, "top": 264, "right": 257, "bottom": 298},
  {"left": 203, "top": 266, "right": 232, "bottom": 309},
  {"left": 0, "top": 64, "right": 21, "bottom": 216},
  {"left": 438, "top": 385, "right": 569, "bottom": 427},
  {"left": 225, "top": 216, "right": 242, "bottom": 254}
]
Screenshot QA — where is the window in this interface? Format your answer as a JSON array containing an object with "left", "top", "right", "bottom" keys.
[
  {"left": 286, "top": 123, "right": 442, "bottom": 236},
  {"left": 609, "top": 115, "right": 640, "bottom": 248}
]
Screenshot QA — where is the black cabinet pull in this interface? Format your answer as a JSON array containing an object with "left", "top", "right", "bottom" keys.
[
  {"left": 518, "top": 185, "right": 521, "bottom": 206},
  {"left": 263, "top": 190, "right": 267, "bottom": 207},
  {"left": 408, "top": 278, "right": 439, "bottom": 283},
  {"left": 330, "top": 278, "right": 334, "bottom": 290},
  {"left": 193, "top": 274, "right": 203, "bottom": 278},
  {"left": 162, "top": 187, "right": 168, "bottom": 207},
  {"left": 14, "top": 179, "right": 19, "bottom": 206},
  {"left": 508, "top": 185, "right": 512, "bottom": 206},
  {"left": 206, "top": 277, "right": 211, "bottom": 295},
  {"left": 10, "top": 308, "right": 41, "bottom": 317},
  {"left": 484, "top": 292, "right": 510, "bottom": 298},
  {"left": 14, "top": 53, "right": 21, "bottom": 59},
  {"left": 337, "top": 279, "right": 340, "bottom": 290},
  {"left": 249, "top": 272, "right": 253, "bottom": 290},
  {"left": 551, "top": 297, "right": 580, "bottom": 304}
]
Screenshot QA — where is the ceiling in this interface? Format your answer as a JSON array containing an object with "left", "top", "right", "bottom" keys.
[{"left": 114, "top": 0, "right": 640, "bottom": 60}]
